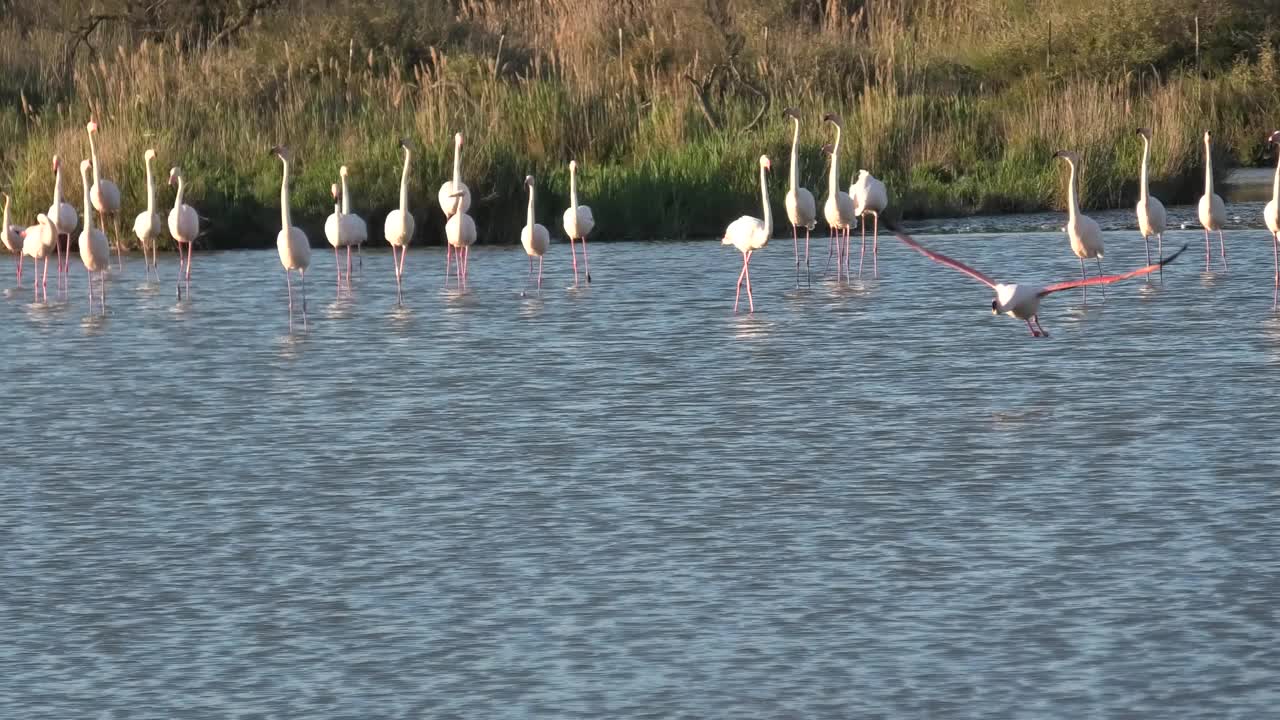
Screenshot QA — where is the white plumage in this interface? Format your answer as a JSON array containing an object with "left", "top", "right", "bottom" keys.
[
  {"left": 86, "top": 119, "right": 124, "bottom": 267},
  {"left": 521, "top": 175, "right": 551, "bottom": 290},
  {"left": 821, "top": 114, "right": 856, "bottom": 280},
  {"left": 272, "top": 146, "right": 311, "bottom": 314},
  {"left": 167, "top": 166, "right": 200, "bottom": 296},
  {"left": 437, "top": 132, "right": 472, "bottom": 217},
  {"left": 133, "top": 149, "right": 163, "bottom": 278},
  {"left": 1198, "top": 131, "right": 1228, "bottom": 270},
  {"left": 782, "top": 108, "right": 816, "bottom": 287},
  {"left": 78, "top": 159, "right": 111, "bottom": 312},
  {"left": 562, "top": 159, "right": 595, "bottom": 284},
  {"left": 722, "top": 155, "right": 773, "bottom": 313},
  {"left": 1054, "top": 150, "right": 1105, "bottom": 303},
  {"left": 849, "top": 168, "right": 888, "bottom": 277},
  {"left": 1134, "top": 128, "right": 1167, "bottom": 274}
]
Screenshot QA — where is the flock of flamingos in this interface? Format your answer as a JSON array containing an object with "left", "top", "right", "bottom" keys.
[{"left": 4, "top": 112, "right": 1280, "bottom": 338}]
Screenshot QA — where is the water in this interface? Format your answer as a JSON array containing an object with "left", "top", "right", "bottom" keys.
[{"left": 3, "top": 207, "right": 1279, "bottom": 718}]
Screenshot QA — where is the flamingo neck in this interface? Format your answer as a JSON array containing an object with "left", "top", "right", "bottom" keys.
[
  {"left": 569, "top": 165, "right": 579, "bottom": 211},
  {"left": 1204, "top": 137, "right": 1214, "bottom": 196},
  {"left": 452, "top": 141, "right": 462, "bottom": 188},
  {"left": 1272, "top": 144, "right": 1280, "bottom": 207},
  {"left": 827, "top": 126, "right": 841, "bottom": 198},
  {"left": 279, "top": 159, "right": 292, "bottom": 230},
  {"left": 88, "top": 132, "right": 103, "bottom": 187},
  {"left": 341, "top": 174, "right": 352, "bottom": 215},
  {"left": 145, "top": 156, "right": 156, "bottom": 214},
  {"left": 1139, "top": 137, "right": 1151, "bottom": 201},
  {"left": 1066, "top": 158, "right": 1080, "bottom": 220},
  {"left": 789, "top": 119, "right": 801, "bottom": 194},
  {"left": 399, "top": 148, "right": 411, "bottom": 213},
  {"left": 81, "top": 167, "right": 95, "bottom": 234},
  {"left": 2, "top": 195, "right": 9, "bottom": 232},
  {"left": 174, "top": 175, "right": 186, "bottom": 210},
  {"left": 759, "top": 164, "right": 772, "bottom": 237},
  {"left": 53, "top": 165, "right": 63, "bottom": 208},
  {"left": 526, "top": 182, "right": 536, "bottom": 230}
]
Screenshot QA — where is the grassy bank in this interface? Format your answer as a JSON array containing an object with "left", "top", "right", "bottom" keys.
[{"left": 1, "top": 0, "right": 1278, "bottom": 249}]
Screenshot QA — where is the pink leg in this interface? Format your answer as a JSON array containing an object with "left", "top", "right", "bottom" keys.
[
  {"left": 301, "top": 269, "right": 307, "bottom": 313},
  {"left": 844, "top": 225, "right": 852, "bottom": 280},
  {"left": 581, "top": 238, "right": 591, "bottom": 283},
  {"left": 462, "top": 246, "right": 470, "bottom": 287},
  {"left": 285, "top": 269, "right": 294, "bottom": 311},
  {"left": 444, "top": 244, "right": 452, "bottom": 284},
  {"left": 733, "top": 252, "right": 748, "bottom": 311},
  {"left": 1095, "top": 257, "right": 1107, "bottom": 298},
  {"left": 185, "top": 241, "right": 193, "bottom": 281},
  {"left": 1143, "top": 235, "right": 1152, "bottom": 268},
  {"left": 86, "top": 268, "right": 93, "bottom": 310},
  {"left": 792, "top": 224, "right": 800, "bottom": 287},
  {"left": 804, "top": 228, "right": 811, "bottom": 288},
  {"left": 334, "top": 245, "right": 342, "bottom": 287},
  {"left": 1219, "top": 230, "right": 1228, "bottom": 270},
  {"left": 537, "top": 256, "right": 544, "bottom": 288},
  {"left": 569, "top": 237, "right": 579, "bottom": 283},
  {"left": 744, "top": 250, "right": 755, "bottom": 312},
  {"left": 1204, "top": 228, "right": 1211, "bottom": 270},
  {"left": 858, "top": 216, "right": 866, "bottom": 278},
  {"left": 824, "top": 230, "right": 837, "bottom": 277},
  {"left": 1026, "top": 318, "right": 1038, "bottom": 337},
  {"left": 872, "top": 213, "right": 879, "bottom": 278},
  {"left": 346, "top": 246, "right": 353, "bottom": 282},
  {"left": 41, "top": 255, "right": 48, "bottom": 293},
  {"left": 55, "top": 238, "right": 63, "bottom": 276},
  {"left": 1157, "top": 233, "right": 1164, "bottom": 284},
  {"left": 1079, "top": 257, "right": 1087, "bottom": 306},
  {"left": 1034, "top": 316, "right": 1050, "bottom": 337}
]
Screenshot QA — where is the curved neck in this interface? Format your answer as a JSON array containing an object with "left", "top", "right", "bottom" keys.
[
  {"left": 81, "top": 168, "right": 95, "bottom": 233},
  {"left": 759, "top": 164, "right": 772, "bottom": 237},
  {"left": 1204, "top": 138, "right": 1214, "bottom": 196},
  {"left": 1272, "top": 145, "right": 1280, "bottom": 207},
  {"left": 789, "top": 119, "right": 801, "bottom": 193},
  {"left": 145, "top": 156, "right": 156, "bottom": 213},
  {"left": 53, "top": 164, "right": 63, "bottom": 207},
  {"left": 1066, "top": 158, "right": 1080, "bottom": 220},
  {"left": 526, "top": 182, "right": 536, "bottom": 229},
  {"left": 398, "top": 148, "right": 411, "bottom": 212},
  {"left": 827, "top": 126, "right": 842, "bottom": 197},
  {"left": 174, "top": 175, "right": 186, "bottom": 209},
  {"left": 569, "top": 165, "right": 579, "bottom": 211},
  {"left": 452, "top": 141, "right": 462, "bottom": 186},
  {"left": 341, "top": 174, "right": 351, "bottom": 214},
  {"left": 279, "top": 158, "right": 292, "bottom": 230},
  {"left": 1139, "top": 137, "right": 1151, "bottom": 201},
  {"left": 88, "top": 132, "right": 103, "bottom": 186}
]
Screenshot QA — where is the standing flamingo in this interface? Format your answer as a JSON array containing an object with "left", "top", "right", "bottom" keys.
[
  {"left": 782, "top": 108, "right": 816, "bottom": 288},
  {"left": 167, "top": 166, "right": 199, "bottom": 299},
  {"left": 562, "top": 159, "right": 595, "bottom": 285},
  {"left": 2, "top": 193, "right": 23, "bottom": 283},
  {"left": 850, "top": 169, "right": 888, "bottom": 278},
  {"left": 272, "top": 146, "right": 311, "bottom": 315},
  {"left": 521, "top": 175, "right": 551, "bottom": 290},
  {"left": 1198, "top": 131, "right": 1228, "bottom": 271},
  {"left": 821, "top": 114, "right": 856, "bottom": 281},
  {"left": 78, "top": 159, "right": 110, "bottom": 312},
  {"left": 437, "top": 132, "right": 472, "bottom": 218},
  {"left": 48, "top": 156, "right": 79, "bottom": 278},
  {"left": 132, "top": 149, "right": 163, "bottom": 280},
  {"left": 384, "top": 138, "right": 416, "bottom": 302},
  {"left": 339, "top": 165, "right": 368, "bottom": 273},
  {"left": 86, "top": 119, "right": 124, "bottom": 269},
  {"left": 722, "top": 155, "right": 773, "bottom": 313},
  {"left": 22, "top": 214, "right": 54, "bottom": 300},
  {"left": 1054, "top": 151, "right": 1105, "bottom": 304},
  {"left": 445, "top": 202, "right": 477, "bottom": 289},
  {"left": 1135, "top": 128, "right": 1167, "bottom": 281},
  {"left": 1263, "top": 130, "right": 1280, "bottom": 302},
  {"left": 325, "top": 183, "right": 346, "bottom": 287}
]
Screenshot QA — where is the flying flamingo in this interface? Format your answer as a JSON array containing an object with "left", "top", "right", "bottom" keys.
[
  {"left": 2, "top": 193, "right": 23, "bottom": 282},
  {"left": 78, "top": 159, "right": 110, "bottom": 312},
  {"left": 437, "top": 132, "right": 471, "bottom": 218},
  {"left": 21, "top": 214, "right": 54, "bottom": 300},
  {"left": 722, "top": 155, "right": 773, "bottom": 313},
  {"left": 132, "top": 149, "right": 163, "bottom": 280},
  {"left": 520, "top": 175, "right": 551, "bottom": 290},
  {"left": 850, "top": 169, "right": 888, "bottom": 278},
  {"left": 1135, "top": 128, "right": 1167, "bottom": 281},
  {"left": 782, "top": 108, "right": 816, "bottom": 288},
  {"left": 562, "top": 159, "right": 595, "bottom": 285},
  {"left": 272, "top": 146, "right": 312, "bottom": 315},
  {"left": 86, "top": 119, "right": 124, "bottom": 269},
  {"left": 167, "top": 166, "right": 199, "bottom": 299},
  {"left": 821, "top": 114, "right": 856, "bottom": 281},
  {"left": 339, "top": 165, "right": 368, "bottom": 273},
  {"left": 1054, "top": 150, "right": 1105, "bottom": 304},
  {"left": 48, "top": 156, "right": 78, "bottom": 279},
  {"left": 1264, "top": 130, "right": 1280, "bottom": 302},
  {"left": 325, "top": 183, "right": 346, "bottom": 286},
  {"left": 1198, "top": 130, "right": 1228, "bottom": 271},
  {"left": 384, "top": 138, "right": 416, "bottom": 302},
  {"left": 894, "top": 230, "right": 1186, "bottom": 338}
]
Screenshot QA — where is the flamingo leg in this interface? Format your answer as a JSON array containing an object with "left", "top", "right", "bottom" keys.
[
  {"left": 346, "top": 245, "right": 353, "bottom": 283},
  {"left": 844, "top": 225, "right": 852, "bottom": 281},
  {"left": 334, "top": 245, "right": 342, "bottom": 288},
  {"left": 1143, "top": 234, "right": 1152, "bottom": 269},
  {"left": 872, "top": 212, "right": 880, "bottom": 278},
  {"left": 1034, "top": 316, "right": 1049, "bottom": 337},
  {"left": 1025, "top": 318, "right": 1038, "bottom": 337},
  {"left": 40, "top": 255, "right": 48, "bottom": 297},
  {"left": 1079, "top": 257, "right": 1087, "bottom": 306},
  {"left": 581, "top": 237, "right": 591, "bottom": 284},
  {"left": 1203, "top": 228, "right": 1211, "bottom": 271},
  {"left": 824, "top": 229, "right": 836, "bottom": 277},
  {"left": 114, "top": 216, "right": 124, "bottom": 270},
  {"left": 86, "top": 267, "right": 94, "bottom": 311},
  {"left": 804, "top": 228, "right": 811, "bottom": 288},
  {"left": 301, "top": 269, "right": 308, "bottom": 314},
  {"left": 285, "top": 269, "right": 294, "bottom": 312},
  {"left": 744, "top": 250, "right": 755, "bottom": 313},
  {"left": 100, "top": 269, "right": 106, "bottom": 312},
  {"left": 858, "top": 216, "right": 867, "bottom": 278},
  {"left": 792, "top": 224, "right": 800, "bottom": 288},
  {"left": 538, "top": 256, "right": 544, "bottom": 289},
  {"left": 462, "top": 246, "right": 470, "bottom": 287},
  {"left": 1218, "top": 230, "right": 1228, "bottom": 270},
  {"left": 569, "top": 237, "right": 579, "bottom": 284},
  {"left": 1157, "top": 233, "right": 1164, "bottom": 284},
  {"left": 185, "top": 241, "right": 193, "bottom": 281},
  {"left": 1096, "top": 257, "right": 1107, "bottom": 299},
  {"left": 734, "top": 252, "right": 748, "bottom": 311}
]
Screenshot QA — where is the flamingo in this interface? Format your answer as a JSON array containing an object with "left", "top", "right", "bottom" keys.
[
  {"left": 272, "top": 146, "right": 311, "bottom": 315},
  {"left": 86, "top": 119, "right": 124, "bottom": 269},
  {"left": 850, "top": 169, "right": 888, "bottom": 278},
  {"left": 782, "top": 108, "right": 816, "bottom": 288},
  {"left": 894, "top": 230, "right": 1186, "bottom": 338},
  {"left": 167, "top": 166, "right": 199, "bottom": 299},
  {"left": 1054, "top": 150, "right": 1105, "bottom": 304},
  {"left": 722, "top": 155, "right": 773, "bottom": 313},
  {"left": 821, "top": 113, "right": 856, "bottom": 281},
  {"left": 562, "top": 159, "right": 595, "bottom": 285},
  {"left": 1135, "top": 128, "right": 1167, "bottom": 281},
  {"left": 77, "top": 159, "right": 110, "bottom": 312},
  {"left": 339, "top": 165, "right": 368, "bottom": 273},
  {"left": 325, "top": 182, "right": 345, "bottom": 287},
  {"left": 1264, "top": 130, "right": 1280, "bottom": 302},
  {"left": 437, "top": 132, "right": 471, "bottom": 218},
  {"left": 521, "top": 175, "right": 551, "bottom": 290},
  {"left": 1198, "top": 130, "right": 1228, "bottom": 271},
  {"left": 21, "top": 214, "right": 54, "bottom": 300},
  {"left": 48, "top": 156, "right": 78, "bottom": 278},
  {"left": 384, "top": 138, "right": 415, "bottom": 302},
  {"left": 445, "top": 204, "right": 477, "bottom": 289},
  {"left": 132, "top": 149, "right": 163, "bottom": 280},
  {"left": 2, "top": 193, "right": 23, "bottom": 283}
]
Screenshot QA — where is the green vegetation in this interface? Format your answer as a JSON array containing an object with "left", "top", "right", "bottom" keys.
[{"left": 1, "top": 0, "right": 1279, "bottom": 248}]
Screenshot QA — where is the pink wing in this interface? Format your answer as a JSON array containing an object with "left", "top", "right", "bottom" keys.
[
  {"left": 1039, "top": 244, "right": 1188, "bottom": 297},
  {"left": 893, "top": 231, "right": 996, "bottom": 289}
]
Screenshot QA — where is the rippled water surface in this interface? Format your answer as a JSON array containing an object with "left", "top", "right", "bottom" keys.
[{"left": 3, "top": 211, "right": 1279, "bottom": 718}]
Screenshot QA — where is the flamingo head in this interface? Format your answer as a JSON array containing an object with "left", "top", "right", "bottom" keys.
[
  {"left": 87, "top": 119, "right": 98, "bottom": 134},
  {"left": 340, "top": 165, "right": 349, "bottom": 178},
  {"left": 1268, "top": 130, "right": 1280, "bottom": 145},
  {"left": 820, "top": 143, "right": 834, "bottom": 156},
  {"left": 331, "top": 183, "right": 339, "bottom": 200},
  {"left": 1053, "top": 150, "right": 1079, "bottom": 163},
  {"left": 822, "top": 112, "right": 842, "bottom": 126},
  {"left": 37, "top": 213, "right": 49, "bottom": 226},
  {"left": 79, "top": 159, "right": 92, "bottom": 175},
  {"left": 398, "top": 137, "right": 412, "bottom": 152},
  {"left": 991, "top": 299, "right": 1000, "bottom": 315},
  {"left": 524, "top": 175, "right": 535, "bottom": 188},
  {"left": 269, "top": 145, "right": 289, "bottom": 161},
  {"left": 760, "top": 155, "right": 771, "bottom": 171},
  {"left": 1203, "top": 130, "right": 1212, "bottom": 142},
  {"left": 782, "top": 107, "right": 800, "bottom": 121},
  {"left": 1, "top": 191, "right": 7, "bottom": 203},
  {"left": 168, "top": 167, "right": 180, "bottom": 185},
  {"left": 1136, "top": 127, "right": 1153, "bottom": 140},
  {"left": 455, "top": 132, "right": 463, "bottom": 147},
  {"left": 144, "top": 148, "right": 156, "bottom": 161},
  {"left": 51, "top": 156, "right": 60, "bottom": 175},
  {"left": 569, "top": 159, "right": 578, "bottom": 173}
]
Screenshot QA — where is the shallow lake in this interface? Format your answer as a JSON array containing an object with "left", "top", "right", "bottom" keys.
[{"left": 2, "top": 203, "right": 1278, "bottom": 717}]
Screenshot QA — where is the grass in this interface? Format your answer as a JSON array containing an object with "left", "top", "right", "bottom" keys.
[{"left": 0, "top": 1, "right": 1278, "bottom": 250}]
